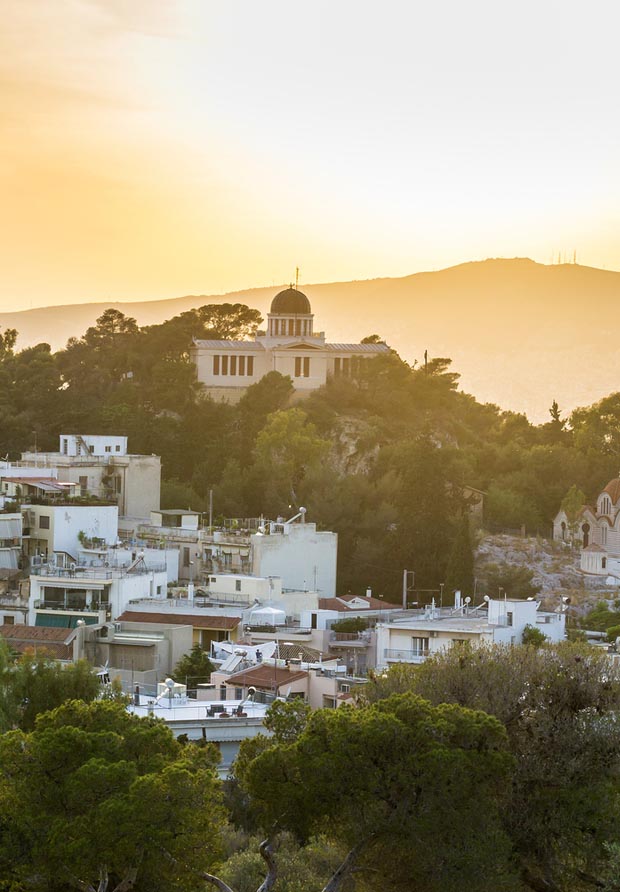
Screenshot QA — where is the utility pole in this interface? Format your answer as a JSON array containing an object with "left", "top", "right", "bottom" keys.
[
  {"left": 208, "top": 489, "right": 213, "bottom": 532},
  {"left": 402, "top": 569, "right": 415, "bottom": 609}
]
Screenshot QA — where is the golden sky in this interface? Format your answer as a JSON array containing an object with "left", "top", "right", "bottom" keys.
[{"left": 1, "top": 0, "right": 619, "bottom": 311}]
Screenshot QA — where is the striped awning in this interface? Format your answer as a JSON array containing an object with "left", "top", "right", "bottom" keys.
[{"left": 0, "top": 518, "right": 21, "bottom": 538}]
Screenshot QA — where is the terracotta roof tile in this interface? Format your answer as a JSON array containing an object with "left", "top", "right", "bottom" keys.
[
  {"left": 603, "top": 478, "right": 620, "bottom": 505},
  {"left": 116, "top": 612, "right": 241, "bottom": 630},
  {"left": 224, "top": 664, "right": 308, "bottom": 690},
  {"left": 318, "top": 595, "right": 401, "bottom": 611}
]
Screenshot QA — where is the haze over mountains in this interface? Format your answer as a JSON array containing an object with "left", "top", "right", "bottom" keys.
[{"left": 2, "top": 258, "right": 617, "bottom": 423}]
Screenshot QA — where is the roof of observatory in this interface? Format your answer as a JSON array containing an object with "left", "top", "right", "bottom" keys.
[{"left": 270, "top": 287, "right": 312, "bottom": 315}]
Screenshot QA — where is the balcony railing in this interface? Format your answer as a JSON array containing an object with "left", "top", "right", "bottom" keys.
[
  {"left": 31, "top": 563, "right": 166, "bottom": 579},
  {"left": 383, "top": 648, "right": 429, "bottom": 663}
]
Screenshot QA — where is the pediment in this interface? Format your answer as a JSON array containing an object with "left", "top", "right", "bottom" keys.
[{"left": 277, "top": 340, "right": 324, "bottom": 350}]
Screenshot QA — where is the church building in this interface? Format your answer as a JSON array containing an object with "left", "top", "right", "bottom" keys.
[{"left": 191, "top": 286, "right": 390, "bottom": 399}]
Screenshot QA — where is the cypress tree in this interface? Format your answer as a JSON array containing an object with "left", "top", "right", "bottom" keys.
[{"left": 445, "top": 513, "right": 475, "bottom": 597}]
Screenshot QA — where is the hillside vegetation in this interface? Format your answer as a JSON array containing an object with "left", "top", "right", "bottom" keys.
[
  {"left": 4, "top": 258, "right": 620, "bottom": 420},
  {"left": 1, "top": 304, "right": 618, "bottom": 599}
]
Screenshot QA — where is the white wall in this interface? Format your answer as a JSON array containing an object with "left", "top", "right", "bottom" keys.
[
  {"left": 59, "top": 435, "right": 128, "bottom": 457},
  {"left": 251, "top": 523, "right": 337, "bottom": 597},
  {"left": 30, "top": 505, "right": 119, "bottom": 557}
]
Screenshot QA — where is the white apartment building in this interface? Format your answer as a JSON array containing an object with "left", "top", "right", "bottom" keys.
[
  {"left": 135, "top": 510, "right": 338, "bottom": 597},
  {"left": 28, "top": 558, "right": 168, "bottom": 628},
  {"left": 16, "top": 434, "right": 160, "bottom": 518},
  {"left": 375, "top": 596, "right": 566, "bottom": 668},
  {"left": 0, "top": 513, "right": 22, "bottom": 578},
  {"left": 23, "top": 503, "right": 119, "bottom": 561}
]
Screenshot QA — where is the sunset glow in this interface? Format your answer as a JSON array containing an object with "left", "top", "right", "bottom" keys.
[{"left": 1, "top": 0, "right": 619, "bottom": 310}]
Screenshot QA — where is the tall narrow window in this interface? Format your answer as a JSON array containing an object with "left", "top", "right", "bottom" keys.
[
  {"left": 247, "top": 356, "right": 254, "bottom": 376},
  {"left": 239, "top": 356, "right": 246, "bottom": 376},
  {"left": 221, "top": 355, "right": 229, "bottom": 375},
  {"left": 342, "top": 358, "right": 350, "bottom": 376},
  {"left": 295, "top": 319, "right": 301, "bottom": 336},
  {"left": 295, "top": 357, "right": 302, "bottom": 377},
  {"left": 303, "top": 357, "right": 310, "bottom": 377},
  {"left": 213, "top": 355, "right": 220, "bottom": 375},
  {"left": 287, "top": 319, "right": 293, "bottom": 336},
  {"left": 334, "top": 358, "right": 341, "bottom": 376},
  {"left": 230, "top": 356, "right": 237, "bottom": 376}
]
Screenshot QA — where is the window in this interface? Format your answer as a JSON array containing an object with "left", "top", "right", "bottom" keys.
[
  {"left": 602, "top": 557, "right": 607, "bottom": 569},
  {"left": 115, "top": 444, "right": 121, "bottom": 452},
  {"left": 602, "top": 525, "right": 608, "bottom": 546},
  {"left": 79, "top": 475, "right": 88, "bottom": 494},
  {"left": 334, "top": 358, "right": 341, "bottom": 375},
  {"left": 89, "top": 445, "right": 94, "bottom": 453},
  {"left": 247, "top": 356, "right": 254, "bottom": 376},
  {"left": 507, "top": 611, "right": 513, "bottom": 627},
  {"left": 235, "top": 580, "right": 242, "bottom": 592},
  {"left": 601, "top": 496, "right": 611, "bottom": 514},
  {"left": 221, "top": 355, "right": 229, "bottom": 375},
  {"left": 239, "top": 356, "right": 246, "bottom": 375},
  {"left": 213, "top": 355, "right": 220, "bottom": 375},
  {"left": 183, "top": 547, "right": 190, "bottom": 568},
  {"left": 39, "top": 515, "right": 50, "bottom": 530},
  {"left": 3, "top": 616, "right": 14, "bottom": 625},
  {"left": 295, "top": 319, "right": 301, "bottom": 336},
  {"left": 105, "top": 445, "right": 111, "bottom": 453},
  {"left": 62, "top": 439, "right": 68, "bottom": 455},
  {"left": 303, "top": 357, "right": 310, "bottom": 377},
  {"left": 295, "top": 357, "right": 301, "bottom": 377},
  {"left": 288, "top": 319, "right": 294, "bottom": 336},
  {"left": 230, "top": 356, "right": 237, "bottom": 375},
  {"left": 411, "top": 636, "right": 429, "bottom": 656}
]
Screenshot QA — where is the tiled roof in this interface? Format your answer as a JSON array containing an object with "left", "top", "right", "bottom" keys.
[
  {"left": 116, "top": 612, "right": 241, "bottom": 630},
  {"left": 0, "top": 624, "right": 75, "bottom": 643},
  {"left": 325, "top": 343, "right": 390, "bottom": 353},
  {"left": 224, "top": 664, "right": 308, "bottom": 689},
  {"left": 603, "top": 478, "right": 620, "bottom": 505},
  {"left": 192, "top": 339, "right": 263, "bottom": 351},
  {"left": 0, "top": 624, "right": 75, "bottom": 660}
]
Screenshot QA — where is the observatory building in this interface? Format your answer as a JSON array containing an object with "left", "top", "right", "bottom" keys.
[{"left": 191, "top": 286, "right": 390, "bottom": 399}]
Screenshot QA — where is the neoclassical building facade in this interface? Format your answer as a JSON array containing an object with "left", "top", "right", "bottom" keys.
[
  {"left": 191, "top": 286, "right": 390, "bottom": 400},
  {"left": 553, "top": 477, "right": 620, "bottom": 576}
]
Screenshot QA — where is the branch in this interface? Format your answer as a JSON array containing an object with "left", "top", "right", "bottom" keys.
[
  {"left": 256, "top": 839, "right": 277, "bottom": 892},
  {"left": 321, "top": 839, "right": 370, "bottom": 892},
  {"left": 162, "top": 849, "right": 237, "bottom": 892}
]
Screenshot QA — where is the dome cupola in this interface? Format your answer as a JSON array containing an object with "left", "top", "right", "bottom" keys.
[
  {"left": 270, "top": 287, "right": 312, "bottom": 315},
  {"left": 267, "top": 286, "right": 313, "bottom": 338}
]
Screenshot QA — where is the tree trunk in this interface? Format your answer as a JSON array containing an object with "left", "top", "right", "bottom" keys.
[
  {"left": 321, "top": 842, "right": 365, "bottom": 892},
  {"left": 256, "top": 839, "right": 277, "bottom": 892}
]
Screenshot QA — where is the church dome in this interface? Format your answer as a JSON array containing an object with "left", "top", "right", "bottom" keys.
[
  {"left": 603, "top": 478, "right": 620, "bottom": 505},
  {"left": 270, "top": 287, "right": 311, "bottom": 315}
]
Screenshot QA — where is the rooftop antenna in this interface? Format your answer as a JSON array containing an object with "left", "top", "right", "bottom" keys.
[{"left": 295, "top": 266, "right": 300, "bottom": 290}]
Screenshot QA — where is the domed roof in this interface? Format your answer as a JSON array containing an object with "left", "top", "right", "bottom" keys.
[
  {"left": 603, "top": 478, "right": 620, "bottom": 505},
  {"left": 270, "top": 287, "right": 311, "bottom": 315}
]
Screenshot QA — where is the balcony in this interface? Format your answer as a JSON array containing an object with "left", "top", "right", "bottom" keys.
[
  {"left": 329, "top": 632, "right": 372, "bottom": 647},
  {"left": 383, "top": 648, "right": 429, "bottom": 663}
]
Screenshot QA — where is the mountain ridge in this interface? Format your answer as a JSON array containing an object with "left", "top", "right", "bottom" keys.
[{"left": 2, "top": 258, "right": 618, "bottom": 423}]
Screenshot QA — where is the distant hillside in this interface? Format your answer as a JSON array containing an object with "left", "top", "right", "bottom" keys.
[{"left": 2, "top": 258, "right": 619, "bottom": 422}]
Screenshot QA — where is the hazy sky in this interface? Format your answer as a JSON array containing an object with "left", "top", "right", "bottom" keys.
[{"left": 1, "top": 0, "right": 619, "bottom": 311}]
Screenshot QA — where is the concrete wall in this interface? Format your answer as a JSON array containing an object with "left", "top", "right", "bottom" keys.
[
  {"left": 59, "top": 435, "right": 128, "bottom": 457},
  {"left": 29, "top": 504, "right": 118, "bottom": 558},
  {"left": 251, "top": 523, "right": 337, "bottom": 597}
]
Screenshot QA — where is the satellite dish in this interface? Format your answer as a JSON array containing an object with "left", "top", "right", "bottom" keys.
[
  {"left": 165, "top": 677, "right": 175, "bottom": 689},
  {"left": 464, "top": 596, "right": 471, "bottom": 604},
  {"left": 483, "top": 595, "right": 490, "bottom": 602}
]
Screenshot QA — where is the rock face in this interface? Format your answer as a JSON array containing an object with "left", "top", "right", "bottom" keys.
[{"left": 476, "top": 534, "right": 582, "bottom": 593}]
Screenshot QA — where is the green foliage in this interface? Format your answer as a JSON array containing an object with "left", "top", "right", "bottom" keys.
[
  {"left": 172, "top": 644, "right": 214, "bottom": 687},
  {"left": 378, "top": 642, "right": 620, "bottom": 892},
  {"left": 582, "top": 601, "right": 620, "bottom": 632},
  {"left": 218, "top": 833, "right": 352, "bottom": 892},
  {"left": 0, "top": 652, "right": 101, "bottom": 732},
  {"left": 0, "top": 700, "right": 224, "bottom": 892},
  {"left": 445, "top": 513, "right": 475, "bottom": 595},
  {"left": 242, "top": 694, "right": 517, "bottom": 891},
  {"left": 606, "top": 624, "right": 620, "bottom": 643},
  {"left": 521, "top": 623, "right": 548, "bottom": 646},
  {"left": 479, "top": 561, "right": 540, "bottom": 599},
  {"left": 263, "top": 698, "right": 311, "bottom": 743},
  {"left": 5, "top": 302, "right": 620, "bottom": 600},
  {"left": 330, "top": 616, "right": 369, "bottom": 633}
]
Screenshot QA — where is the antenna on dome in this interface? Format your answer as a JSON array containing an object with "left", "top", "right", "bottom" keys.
[{"left": 295, "top": 266, "right": 300, "bottom": 289}]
